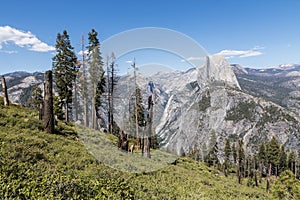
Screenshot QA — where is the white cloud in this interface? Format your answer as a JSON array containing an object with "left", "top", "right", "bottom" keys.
[
  {"left": 125, "top": 60, "right": 133, "bottom": 64},
  {"left": 0, "top": 25, "right": 55, "bottom": 52},
  {"left": 216, "top": 47, "right": 264, "bottom": 59},
  {"left": 77, "top": 50, "right": 88, "bottom": 55},
  {"left": 240, "top": 51, "right": 263, "bottom": 58},
  {"left": 181, "top": 56, "right": 206, "bottom": 62}
]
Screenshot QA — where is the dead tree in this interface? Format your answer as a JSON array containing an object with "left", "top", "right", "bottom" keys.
[
  {"left": 118, "top": 131, "right": 128, "bottom": 151},
  {"left": 266, "top": 163, "right": 272, "bottom": 192},
  {"left": 143, "top": 95, "right": 153, "bottom": 158},
  {"left": 132, "top": 60, "right": 140, "bottom": 149},
  {"left": 1, "top": 76, "right": 9, "bottom": 106},
  {"left": 44, "top": 71, "right": 54, "bottom": 134}
]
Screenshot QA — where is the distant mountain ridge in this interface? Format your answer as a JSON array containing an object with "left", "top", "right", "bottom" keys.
[
  {"left": 1, "top": 61, "right": 299, "bottom": 159},
  {"left": 0, "top": 71, "right": 44, "bottom": 105},
  {"left": 231, "top": 63, "right": 300, "bottom": 113},
  {"left": 232, "top": 63, "right": 300, "bottom": 77}
]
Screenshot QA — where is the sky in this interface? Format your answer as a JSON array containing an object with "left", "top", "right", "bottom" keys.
[{"left": 0, "top": 0, "right": 300, "bottom": 75}]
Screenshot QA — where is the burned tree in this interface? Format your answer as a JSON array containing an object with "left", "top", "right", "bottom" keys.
[
  {"left": 118, "top": 131, "right": 128, "bottom": 152},
  {"left": 142, "top": 95, "right": 153, "bottom": 158},
  {"left": 44, "top": 71, "right": 54, "bottom": 134},
  {"left": 1, "top": 76, "right": 9, "bottom": 107}
]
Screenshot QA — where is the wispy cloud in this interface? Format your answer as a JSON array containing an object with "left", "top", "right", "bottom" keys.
[
  {"left": 125, "top": 60, "right": 133, "bottom": 64},
  {"left": 0, "top": 25, "right": 55, "bottom": 52},
  {"left": 216, "top": 46, "right": 264, "bottom": 59},
  {"left": 0, "top": 50, "right": 18, "bottom": 54},
  {"left": 181, "top": 56, "right": 206, "bottom": 62}
]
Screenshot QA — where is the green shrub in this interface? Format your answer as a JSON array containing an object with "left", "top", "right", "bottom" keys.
[{"left": 272, "top": 170, "right": 300, "bottom": 200}]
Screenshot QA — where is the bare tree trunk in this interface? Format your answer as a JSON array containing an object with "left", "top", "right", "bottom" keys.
[
  {"left": 132, "top": 60, "right": 140, "bottom": 149},
  {"left": 73, "top": 79, "right": 78, "bottom": 121},
  {"left": 254, "top": 159, "right": 258, "bottom": 187},
  {"left": 38, "top": 103, "right": 43, "bottom": 120},
  {"left": 1, "top": 76, "right": 9, "bottom": 106},
  {"left": 143, "top": 95, "right": 153, "bottom": 158},
  {"left": 266, "top": 164, "right": 271, "bottom": 192},
  {"left": 238, "top": 168, "right": 242, "bottom": 184},
  {"left": 110, "top": 54, "right": 116, "bottom": 134},
  {"left": 254, "top": 170, "right": 258, "bottom": 187},
  {"left": 81, "top": 35, "right": 89, "bottom": 127},
  {"left": 106, "top": 56, "right": 112, "bottom": 133},
  {"left": 91, "top": 83, "right": 97, "bottom": 129},
  {"left": 295, "top": 162, "right": 298, "bottom": 178},
  {"left": 65, "top": 101, "right": 69, "bottom": 122},
  {"left": 259, "top": 162, "right": 263, "bottom": 183},
  {"left": 44, "top": 71, "right": 54, "bottom": 133}
]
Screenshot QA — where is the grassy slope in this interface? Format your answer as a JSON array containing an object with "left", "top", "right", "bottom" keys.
[{"left": 0, "top": 101, "right": 272, "bottom": 199}]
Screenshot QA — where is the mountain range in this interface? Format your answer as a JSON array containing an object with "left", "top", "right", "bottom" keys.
[
  {"left": 113, "top": 56, "right": 300, "bottom": 159},
  {"left": 0, "top": 57, "right": 299, "bottom": 159}
]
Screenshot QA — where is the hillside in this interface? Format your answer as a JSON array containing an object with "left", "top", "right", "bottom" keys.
[{"left": 0, "top": 99, "right": 273, "bottom": 199}]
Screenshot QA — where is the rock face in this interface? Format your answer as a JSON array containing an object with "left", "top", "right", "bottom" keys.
[
  {"left": 198, "top": 55, "right": 241, "bottom": 89},
  {"left": 0, "top": 72, "right": 44, "bottom": 105},
  {"left": 114, "top": 55, "right": 300, "bottom": 160}
]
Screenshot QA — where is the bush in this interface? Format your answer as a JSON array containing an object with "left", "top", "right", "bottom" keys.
[{"left": 272, "top": 170, "right": 300, "bottom": 200}]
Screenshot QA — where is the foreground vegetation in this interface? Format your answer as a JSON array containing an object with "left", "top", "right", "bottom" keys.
[{"left": 1, "top": 101, "right": 297, "bottom": 199}]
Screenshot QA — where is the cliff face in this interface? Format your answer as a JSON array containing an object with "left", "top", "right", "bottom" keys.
[
  {"left": 114, "top": 55, "right": 300, "bottom": 159},
  {"left": 197, "top": 55, "right": 241, "bottom": 89},
  {"left": 0, "top": 72, "right": 44, "bottom": 105}
]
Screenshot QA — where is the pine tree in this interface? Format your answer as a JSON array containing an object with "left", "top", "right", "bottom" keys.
[
  {"left": 52, "top": 30, "right": 78, "bottom": 122},
  {"left": 232, "top": 143, "right": 237, "bottom": 164},
  {"left": 87, "top": 29, "right": 104, "bottom": 129},
  {"left": 132, "top": 87, "right": 145, "bottom": 127},
  {"left": 29, "top": 86, "right": 43, "bottom": 108},
  {"left": 77, "top": 35, "right": 89, "bottom": 126},
  {"left": 258, "top": 144, "right": 266, "bottom": 164},
  {"left": 258, "top": 143, "right": 266, "bottom": 181},
  {"left": 105, "top": 53, "right": 118, "bottom": 134},
  {"left": 53, "top": 95, "right": 64, "bottom": 120},
  {"left": 237, "top": 140, "right": 245, "bottom": 184},
  {"left": 108, "top": 53, "right": 117, "bottom": 134},
  {"left": 224, "top": 138, "right": 231, "bottom": 174},
  {"left": 279, "top": 146, "right": 287, "bottom": 174},
  {"left": 206, "top": 131, "right": 219, "bottom": 167},
  {"left": 95, "top": 71, "right": 106, "bottom": 128},
  {"left": 224, "top": 139, "right": 231, "bottom": 162},
  {"left": 28, "top": 86, "right": 43, "bottom": 120},
  {"left": 266, "top": 136, "right": 280, "bottom": 175},
  {"left": 288, "top": 150, "right": 296, "bottom": 175}
]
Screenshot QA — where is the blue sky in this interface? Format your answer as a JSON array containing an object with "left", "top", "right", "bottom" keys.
[{"left": 0, "top": 0, "right": 300, "bottom": 75}]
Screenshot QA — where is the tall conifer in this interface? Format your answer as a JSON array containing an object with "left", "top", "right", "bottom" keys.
[{"left": 52, "top": 30, "right": 78, "bottom": 122}]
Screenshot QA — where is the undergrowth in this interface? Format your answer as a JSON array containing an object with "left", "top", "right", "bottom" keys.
[{"left": 0, "top": 101, "right": 273, "bottom": 199}]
